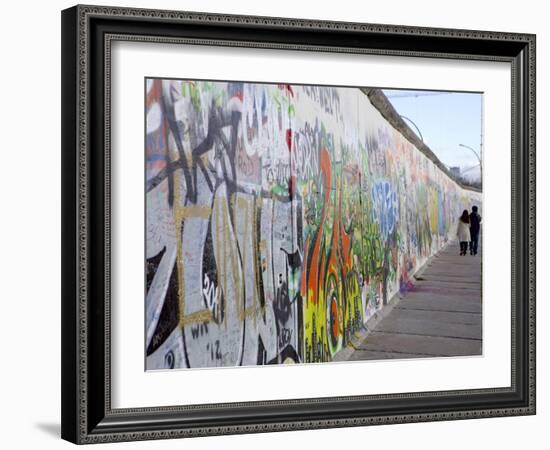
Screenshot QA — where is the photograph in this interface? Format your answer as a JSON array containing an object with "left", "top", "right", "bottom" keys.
[
  {"left": 0, "top": 0, "right": 544, "bottom": 447},
  {"left": 55, "top": 2, "right": 536, "bottom": 444},
  {"left": 145, "top": 79, "right": 483, "bottom": 370}
]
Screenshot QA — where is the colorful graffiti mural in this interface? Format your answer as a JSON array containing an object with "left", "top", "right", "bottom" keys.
[{"left": 145, "top": 79, "right": 481, "bottom": 369}]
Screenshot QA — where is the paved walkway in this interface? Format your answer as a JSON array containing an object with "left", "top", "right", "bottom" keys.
[{"left": 338, "top": 239, "right": 482, "bottom": 361}]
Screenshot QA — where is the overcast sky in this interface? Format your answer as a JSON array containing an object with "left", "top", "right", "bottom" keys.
[{"left": 382, "top": 89, "right": 482, "bottom": 181}]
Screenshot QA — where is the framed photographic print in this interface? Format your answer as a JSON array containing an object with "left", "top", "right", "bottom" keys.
[{"left": 61, "top": 4, "right": 536, "bottom": 444}]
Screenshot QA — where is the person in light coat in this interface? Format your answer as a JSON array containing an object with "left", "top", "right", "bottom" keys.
[{"left": 457, "top": 210, "right": 470, "bottom": 255}]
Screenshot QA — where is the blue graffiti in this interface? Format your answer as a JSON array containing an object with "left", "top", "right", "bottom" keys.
[{"left": 372, "top": 180, "right": 398, "bottom": 239}]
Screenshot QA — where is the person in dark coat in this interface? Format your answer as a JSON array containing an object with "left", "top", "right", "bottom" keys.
[{"left": 469, "top": 205, "right": 482, "bottom": 255}]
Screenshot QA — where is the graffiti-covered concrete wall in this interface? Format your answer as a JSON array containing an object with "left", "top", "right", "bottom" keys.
[{"left": 145, "top": 79, "right": 482, "bottom": 369}]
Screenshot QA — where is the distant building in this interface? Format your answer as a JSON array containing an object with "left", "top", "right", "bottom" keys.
[{"left": 449, "top": 166, "right": 461, "bottom": 178}]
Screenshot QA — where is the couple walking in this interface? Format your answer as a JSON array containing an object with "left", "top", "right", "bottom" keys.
[{"left": 457, "top": 206, "right": 481, "bottom": 256}]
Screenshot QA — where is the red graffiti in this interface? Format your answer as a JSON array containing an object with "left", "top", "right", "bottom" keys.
[
  {"left": 304, "top": 148, "right": 332, "bottom": 306},
  {"left": 278, "top": 84, "right": 295, "bottom": 97},
  {"left": 286, "top": 128, "right": 292, "bottom": 151}
]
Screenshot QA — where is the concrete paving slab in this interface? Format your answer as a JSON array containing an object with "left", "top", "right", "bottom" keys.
[
  {"left": 375, "top": 315, "right": 482, "bottom": 340},
  {"left": 397, "top": 297, "right": 481, "bottom": 313},
  {"left": 347, "top": 351, "right": 433, "bottom": 361},
  {"left": 387, "top": 308, "right": 481, "bottom": 326},
  {"left": 401, "top": 298, "right": 481, "bottom": 308},
  {"left": 357, "top": 331, "right": 482, "bottom": 356}
]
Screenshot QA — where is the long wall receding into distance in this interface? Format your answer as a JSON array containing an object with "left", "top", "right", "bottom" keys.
[{"left": 145, "top": 79, "right": 482, "bottom": 369}]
